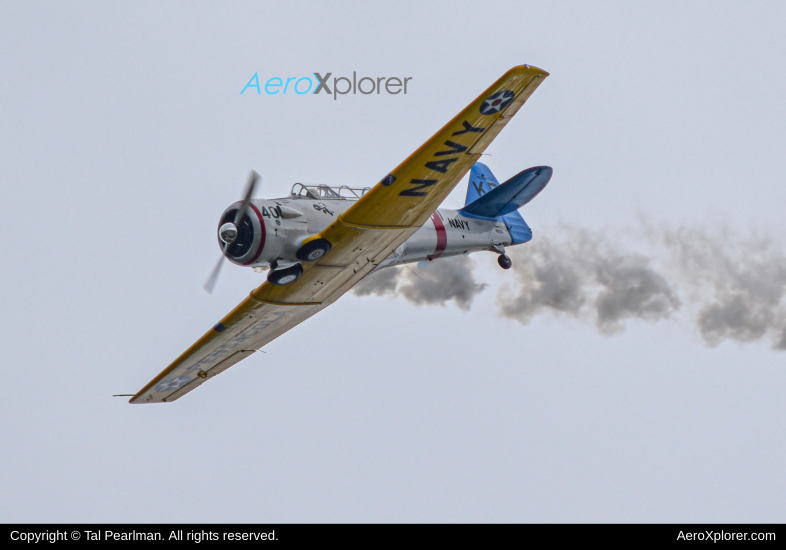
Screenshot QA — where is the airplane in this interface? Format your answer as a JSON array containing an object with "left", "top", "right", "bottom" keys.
[{"left": 130, "top": 65, "right": 551, "bottom": 403}]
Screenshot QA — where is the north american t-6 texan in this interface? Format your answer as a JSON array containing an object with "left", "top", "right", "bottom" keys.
[{"left": 130, "top": 65, "right": 552, "bottom": 403}]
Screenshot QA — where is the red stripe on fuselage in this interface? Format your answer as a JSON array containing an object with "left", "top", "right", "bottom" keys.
[{"left": 429, "top": 211, "right": 447, "bottom": 260}]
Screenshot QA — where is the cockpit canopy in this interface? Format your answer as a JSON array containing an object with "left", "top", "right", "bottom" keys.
[{"left": 290, "top": 183, "right": 371, "bottom": 200}]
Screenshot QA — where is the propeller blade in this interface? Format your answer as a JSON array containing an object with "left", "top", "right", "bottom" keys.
[
  {"left": 205, "top": 170, "right": 260, "bottom": 294},
  {"left": 234, "top": 171, "right": 260, "bottom": 226},
  {"left": 203, "top": 254, "right": 225, "bottom": 294}
]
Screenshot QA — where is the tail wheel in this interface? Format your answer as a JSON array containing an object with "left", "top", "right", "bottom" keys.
[
  {"left": 296, "top": 238, "right": 332, "bottom": 262},
  {"left": 498, "top": 254, "right": 512, "bottom": 270},
  {"left": 267, "top": 263, "right": 304, "bottom": 285}
]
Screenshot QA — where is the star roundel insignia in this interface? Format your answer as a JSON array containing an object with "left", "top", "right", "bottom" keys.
[
  {"left": 155, "top": 375, "right": 193, "bottom": 393},
  {"left": 480, "top": 89, "right": 515, "bottom": 115}
]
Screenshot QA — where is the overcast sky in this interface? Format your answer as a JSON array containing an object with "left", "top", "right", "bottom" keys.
[{"left": 1, "top": 1, "right": 785, "bottom": 522}]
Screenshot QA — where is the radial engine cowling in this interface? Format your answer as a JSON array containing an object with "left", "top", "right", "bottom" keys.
[{"left": 217, "top": 203, "right": 266, "bottom": 265}]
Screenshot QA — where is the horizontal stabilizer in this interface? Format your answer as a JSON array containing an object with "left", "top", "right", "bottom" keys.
[{"left": 460, "top": 166, "right": 552, "bottom": 219}]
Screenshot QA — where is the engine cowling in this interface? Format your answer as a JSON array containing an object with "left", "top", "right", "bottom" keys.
[
  {"left": 218, "top": 200, "right": 319, "bottom": 267},
  {"left": 217, "top": 202, "right": 266, "bottom": 266}
]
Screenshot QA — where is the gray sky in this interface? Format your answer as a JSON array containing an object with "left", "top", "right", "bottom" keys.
[{"left": 1, "top": 1, "right": 785, "bottom": 522}]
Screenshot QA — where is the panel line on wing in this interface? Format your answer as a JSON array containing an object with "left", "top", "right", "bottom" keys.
[
  {"left": 337, "top": 216, "right": 413, "bottom": 230},
  {"left": 248, "top": 293, "right": 322, "bottom": 306}
]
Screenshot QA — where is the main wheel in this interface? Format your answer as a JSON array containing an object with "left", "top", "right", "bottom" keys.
[
  {"left": 498, "top": 254, "right": 512, "bottom": 270},
  {"left": 267, "top": 263, "right": 304, "bottom": 285},
  {"left": 296, "top": 238, "right": 332, "bottom": 262}
]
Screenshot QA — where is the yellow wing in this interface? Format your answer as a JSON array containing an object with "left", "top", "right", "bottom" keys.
[{"left": 130, "top": 65, "right": 548, "bottom": 404}]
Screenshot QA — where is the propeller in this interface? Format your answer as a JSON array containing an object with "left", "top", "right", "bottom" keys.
[{"left": 203, "top": 171, "right": 260, "bottom": 293}]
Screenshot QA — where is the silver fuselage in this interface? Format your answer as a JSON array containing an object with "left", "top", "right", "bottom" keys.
[{"left": 219, "top": 194, "right": 515, "bottom": 270}]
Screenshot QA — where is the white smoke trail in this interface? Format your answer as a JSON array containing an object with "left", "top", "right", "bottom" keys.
[
  {"left": 498, "top": 227, "right": 680, "bottom": 335},
  {"left": 352, "top": 255, "right": 486, "bottom": 310},
  {"left": 353, "top": 223, "right": 786, "bottom": 350},
  {"left": 658, "top": 226, "right": 786, "bottom": 349}
]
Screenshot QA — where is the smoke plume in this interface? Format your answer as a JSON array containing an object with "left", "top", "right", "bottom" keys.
[
  {"left": 353, "top": 223, "right": 786, "bottom": 350},
  {"left": 498, "top": 228, "right": 680, "bottom": 335},
  {"left": 659, "top": 226, "right": 786, "bottom": 349},
  {"left": 353, "top": 255, "right": 486, "bottom": 310}
]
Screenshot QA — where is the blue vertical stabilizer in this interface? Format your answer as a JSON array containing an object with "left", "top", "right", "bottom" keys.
[
  {"left": 465, "top": 162, "right": 500, "bottom": 205},
  {"left": 465, "top": 162, "right": 538, "bottom": 244}
]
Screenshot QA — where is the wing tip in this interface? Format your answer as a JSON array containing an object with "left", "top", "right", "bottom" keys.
[{"left": 510, "top": 64, "right": 550, "bottom": 78}]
